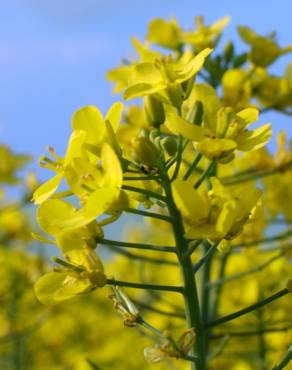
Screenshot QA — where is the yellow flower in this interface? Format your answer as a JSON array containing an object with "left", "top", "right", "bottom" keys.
[
  {"left": 34, "top": 248, "right": 106, "bottom": 305},
  {"left": 32, "top": 103, "right": 123, "bottom": 204},
  {"left": 238, "top": 26, "right": 292, "bottom": 67},
  {"left": 184, "top": 16, "right": 230, "bottom": 51},
  {"left": 147, "top": 17, "right": 182, "bottom": 50},
  {"left": 165, "top": 83, "right": 272, "bottom": 162},
  {"left": 172, "top": 178, "right": 261, "bottom": 240},
  {"left": 123, "top": 49, "right": 212, "bottom": 105}
]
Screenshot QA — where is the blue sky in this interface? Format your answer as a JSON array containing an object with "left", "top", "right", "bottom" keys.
[{"left": 0, "top": 0, "right": 291, "bottom": 171}]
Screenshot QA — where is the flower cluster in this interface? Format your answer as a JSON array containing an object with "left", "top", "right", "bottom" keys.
[{"left": 29, "top": 14, "right": 292, "bottom": 369}]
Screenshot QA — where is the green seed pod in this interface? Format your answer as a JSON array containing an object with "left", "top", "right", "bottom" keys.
[
  {"left": 131, "top": 137, "right": 161, "bottom": 167},
  {"left": 144, "top": 96, "right": 165, "bottom": 127},
  {"left": 161, "top": 137, "right": 178, "bottom": 156},
  {"left": 186, "top": 101, "right": 204, "bottom": 126}
]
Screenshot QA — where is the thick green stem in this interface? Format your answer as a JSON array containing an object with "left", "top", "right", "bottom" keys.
[{"left": 161, "top": 170, "right": 206, "bottom": 370}]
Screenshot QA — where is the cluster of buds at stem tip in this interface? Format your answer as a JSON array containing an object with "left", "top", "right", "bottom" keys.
[
  {"left": 144, "top": 328, "right": 196, "bottom": 363},
  {"left": 109, "top": 286, "right": 140, "bottom": 327},
  {"left": 131, "top": 126, "right": 179, "bottom": 170}
]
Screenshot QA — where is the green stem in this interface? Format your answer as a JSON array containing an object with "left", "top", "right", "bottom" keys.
[
  {"left": 221, "top": 160, "right": 292, "bottom": 185},
  {"left": 272, "top": 346, "right": 292, "bottom": 370},
  {"left": 211, "top": 325, "right": 292, "bottom": 338},
  {"left": 184, "top": 153, "right": 203, "bottom": 181},
  {"left": 233, "top": 229, "right": 292, "bottom": 249},
  {"left": 194, "top": 161, "right": 216, "bottom": 189},
  {"left": 98, "top": 238, "right": 176, "bottom": 253},
  {"left": 133, "top": 299, "right": 185, "bottom": 319},
  {"left": 161, "top": 170, "right": 205, "bottom": 370},
  {"left": 107, "top": 278, "right": 184, "bottom": 293},
  {"left": 205, "top": 288, "right": 290, "bottom": 328},
  {"left": 122, "top": 185, "right": 166, "bottom": 202},
  {"left": 125, "top": 208, "right": 172, "bottom": 223},
  {"left": 208, "top": 252, "right": 284, "bottom": 287},
  {"left": 105, "top": 245, "right": 177, "bottom": 266},
  {"left": 184, "top": 240, "right": 202, "bottom": 258},
  {"left": 193, "top": 243, "right": 217, "bottom": 273},
  {"left": 210, "top": 252, "right": 229, "bottom": 319},
  {"left": 200, "top": 241, "right": 214, "bottom": 358},
  {"left": 257, "top": 298, "right": 267, "bottom": 370},
  {"left": 123, "top": 175, "right": 158, "bottom": 181},
  {"left": 171, "top": 135, "right": 183, "bottom": 182}
]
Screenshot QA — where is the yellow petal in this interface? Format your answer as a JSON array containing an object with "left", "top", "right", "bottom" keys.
[
  {"left": 172, "top": 179, "right": 208, "bottom": 221},
  {"left": 164, "top": 105, "right": 208, "bottom": 141},
  {"left": 71, "top": 106, "right": 105, "bottom": 147},
  {"left": 34, "top": 271, "right": 92, "bottom": 305},
  {"left": 32, "top": 173, "right": 63, "bottom": 205},
  {"left": 58, "top": 187, "right": 119, "bottom": 231},
  {"left": 37, "top": 199, "right": 76, "bottom": 235}
]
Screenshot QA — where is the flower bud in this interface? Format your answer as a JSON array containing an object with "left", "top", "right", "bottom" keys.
[
  {"left": 144, "top": 96, "right": 165, "bottom": 127},
  {"left": 186, "top": 101, "right": 204, "bottom": 126},
  {"left": 223, "top": 41, "right": 234, "bottom": 64},
  {"left": 161, "top": 137, "right": 178, "bottom": 156},
  {"left": 88, "top": 271, "right": 107, "bottom": 287},
  {"left": 131, "top": 137, "right": 161, "bottom": 167}
]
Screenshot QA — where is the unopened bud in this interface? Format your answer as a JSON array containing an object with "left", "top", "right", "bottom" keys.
[
  {"left": 88, "top": 271, "right": 107, "bottom": 287},
  {"left": 131, "top": 137, "right": 161, "bottom": 167},
  {"left": 161, "top": 137, "right": 178, "bottom": 156},
  {"left": 144, "top": 96, "right": 165, "bottom": 127},
  {"left": 186, "top": 101, "right": 204, "bottom": 126},
  {"left": 224, "top": 41, "right": 234, "bottom": 64}
]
